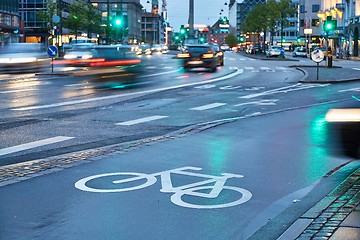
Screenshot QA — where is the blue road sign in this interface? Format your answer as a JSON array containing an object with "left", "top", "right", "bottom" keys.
[{"left": 47, "top": 46, "right": 58, "bottom": 58}]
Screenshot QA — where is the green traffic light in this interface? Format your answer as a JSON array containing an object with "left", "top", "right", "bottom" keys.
[{"left": 115, "top": 19, "right": 121, "bottom": 25}]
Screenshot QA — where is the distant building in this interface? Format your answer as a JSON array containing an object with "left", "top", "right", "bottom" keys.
[{"left": 1, "top": 0, "right": 22, "bottom": 45}]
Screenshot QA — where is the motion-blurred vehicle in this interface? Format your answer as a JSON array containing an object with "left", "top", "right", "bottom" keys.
[
  {"left": 220, "top": 44, "right": 230, "bottom": 51},
  {"left": 246, "top": 45, "right": 254, "bottom": 54},
  {"left": 0, "top": 43, "right": 49, "bottom": 73},
  {"left": 265, "top": 46, "right": 284, "bottom": 57},
  {"left": 293, "top": 47, "right": 307, "bottom": 58},
  {"left": 209, "top": 44, "right": 224, "bottom": 66},
  {"left": 136, "top": 44, "right": 152, "bottom": 55},
  {"left": 177, "top": 44, "right": 217, "bottom": 72},
  {"left": 151, "top": 44, "right": 163, "bottom": 53},
  {"left": 325, "top": 96, "right": 360, "bottom": 159},
  {"left": 54, "top": 45, "right": 143, "bottom": 86}
]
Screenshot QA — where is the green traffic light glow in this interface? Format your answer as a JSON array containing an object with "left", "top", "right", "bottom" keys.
[{"left": 115, "top": 19, "right": 121, "bottom": 25}]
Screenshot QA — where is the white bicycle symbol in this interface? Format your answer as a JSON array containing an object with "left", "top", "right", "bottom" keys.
[{"left": 75, "top": 166, "right": 252, "bottom": 209}]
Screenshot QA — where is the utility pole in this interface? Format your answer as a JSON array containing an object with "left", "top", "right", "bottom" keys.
[{"left": 188, "top": 0, "right": 194, "bottom": 39}]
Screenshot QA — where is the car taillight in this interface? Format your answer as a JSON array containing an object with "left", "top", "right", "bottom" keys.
[
  {"left": 177, "top": 53, "right": 190, "bottom": 58},
  {"left": 202, "top": 53, "right": 214, "bottom": 58}
]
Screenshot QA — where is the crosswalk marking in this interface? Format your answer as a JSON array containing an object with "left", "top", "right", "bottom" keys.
[
  {"left": 244, "top": 67, "right": 254, "bottom": 70},
  {"left": 190, "top": 103, "right": 227, "bottom": 111},
  {"left": 116, "top": 115, "right": 168, "bottom": 126},
  {"left": 0, "top": 136, "right": 74, "bottom": 157}
]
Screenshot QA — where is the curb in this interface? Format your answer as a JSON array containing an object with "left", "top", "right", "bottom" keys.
[{"left": 278, "top": 163, "right": 360, "bottom": 239}]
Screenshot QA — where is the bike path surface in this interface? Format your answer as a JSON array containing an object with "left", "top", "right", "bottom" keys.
[{"left": 0, "top": 106, "right": 354, "bottom": 240}]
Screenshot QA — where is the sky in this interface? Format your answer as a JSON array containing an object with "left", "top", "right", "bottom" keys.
[{"left": 140, "top": 0, "right": 229, "bottom": 32}]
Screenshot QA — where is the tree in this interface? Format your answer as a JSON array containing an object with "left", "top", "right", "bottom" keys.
[
  {"left": 275, "top": 0, "right": 296, "bottom": 47},
  {"left": 83, "top": 4, "right": 102, "bottom": 39},
  {"left": 36, "top": 1, "right": 59, "bottom": 45},
  {"left": 62, "top": 1, "right": 87, "bottom": 40},
  {"left": 225, "top": 34, "right": 238, "bottom": 48}
]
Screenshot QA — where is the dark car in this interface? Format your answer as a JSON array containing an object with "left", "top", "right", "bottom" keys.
[
  {"left": 325, "top": 96, "right": 360, "bottom": 159},
  {"left": 209, "top": 44, "right": 224, "bottom": 66},
  {"left": 177, "top": 44, "right": 218, "bottom": 72}
]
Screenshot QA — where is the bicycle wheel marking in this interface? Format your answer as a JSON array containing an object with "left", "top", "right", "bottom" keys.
[
  {"left": 74, "top": 166, "right": 252, "bottom": 209},
  {"left": 75, "top": 172, "right": 157, "bottom": 193}
]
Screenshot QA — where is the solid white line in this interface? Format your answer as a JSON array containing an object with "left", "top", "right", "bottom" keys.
[
  {"left": 0, "top": 89, "right": 35, "bottom": 94},
  {"left": 190, "top": 103, "right": 227, "bottom": 111},
  {"left": 244, "top": 67, "right": 254, "bottom": 70},
  {"left": 0, "top": 136, "right": 74, "bottom": 156},
  {"left": 353, "top": 68, "right": 360, "bottom": 71},
  {"left": 116, "top": 115, "right": 168, "bottom": 126},
  {"left": 12, "top": 69, "right": 243, "bottom": 111}
]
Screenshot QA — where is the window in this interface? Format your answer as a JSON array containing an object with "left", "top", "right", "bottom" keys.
[
  {"left": 300, "top": 19, "right": 305, "bottom": 27},
  {"left": 312, "top": 5, "right": 320, "bottom": 13},
  {"left": 300, "top": 5, "right": 305, "bottom": 13}
]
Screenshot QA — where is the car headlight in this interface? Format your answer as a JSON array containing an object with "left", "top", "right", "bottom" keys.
[
  {"left": 82, "top": 54, "right": 93, "bottom": 59},
  {"left": 64, "top": 54, "right": 77, "bottom": 59},
  {"left": 326, "top": 109, "right": 360, "bottom": 122}
]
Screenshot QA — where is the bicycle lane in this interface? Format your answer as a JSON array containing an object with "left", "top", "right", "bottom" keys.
[{"left": 0, "top": 106, "right": 355, "bottom": 240}]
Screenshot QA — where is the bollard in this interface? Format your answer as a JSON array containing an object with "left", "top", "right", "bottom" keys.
[{"left": 328, "top": 55, "right": 333, "bottom": 68}]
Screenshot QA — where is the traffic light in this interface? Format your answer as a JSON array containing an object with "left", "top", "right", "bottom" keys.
[
  {"left": 323, "top": 16, "right": 336, "bottom": 33},
  {"left": 114, "top": 16, "right": 122, "bottom": 27},
  {"left": 180, "top": 25, "right": 186, "bottom": 35},
  {"left": 221, "top": 17, "right": 228, "bottom": 25},
  {"left": 239, "top": 36, "right": 245, "bottom": 43}
]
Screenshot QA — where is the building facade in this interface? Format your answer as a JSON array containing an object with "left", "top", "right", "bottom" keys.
[
  {"left": 0, "top": 0, "right": 22, "bottom": 45},
  {"left": 90, "top": 0, "right": 143, "bottom": 44},
  {"left": 228, "top": 0, "right": 266, "bottom": 41}
]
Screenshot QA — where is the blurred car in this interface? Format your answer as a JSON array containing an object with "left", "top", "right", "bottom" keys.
[
  {"left": 293, "top": 47, "right": 307, "bottom": 58},
  {"left": 0, "top": 43, "right": 49, "bottom": 73},
  {"left": 177, "top": 44, "right": 218, "bottom": 72},
  {"left": 246, "top": 46, "right": 254, "bottom": 54},
  {"left": 209, "top": 44, "right": 224, "bottom": 66},
  {"left": 220, "top": 44, "right": 230, "bottom": 51},
  {"left": 325, "top": 96, "right": 360, "bottom": 159},
  {"left": 151, "top": 44, "right": 163, "bottom": 54},
  {"left": 266, "top": 46, "right": 284, "bottom": 57},
  {"left": 136, "top": 44, "right": 152, "bottom": 55},
  {"left": 61, "top": 45, "right": 98, "bottom": 67}
]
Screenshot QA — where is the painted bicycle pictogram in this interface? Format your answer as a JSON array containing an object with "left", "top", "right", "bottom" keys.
[{"left": 75, "top": 166, "right": 252, "bottom": 209}]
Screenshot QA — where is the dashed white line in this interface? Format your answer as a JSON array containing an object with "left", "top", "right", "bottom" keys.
[
  {"left": 116, "top": 115, "right": 168, "bottom": 126},
  {"left": 12, "top": 68, "right": 243, "bottom": 111},
  {"left": 0, "top": 136, "right": 74, "bottom": 156},
  {"left": 353, "top": 68, "right": 360, "bottom": 71},
  {"left": 190, "top": 103, "right": 227, "bottom": 111},
  {"left": 0, "top": 89, "right": 36, "bottom": 94}
]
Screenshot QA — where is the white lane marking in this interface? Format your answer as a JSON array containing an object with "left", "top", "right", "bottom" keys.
[
  {"left": 138, "top": 69, "right": 179, "bottom": 79},
  {"left": 234, "top": 99, "right": 279, "bottom": 107},
  {"left": 219, "top": 85, "right": 242, "bottom": 90},
  {"left": 176, "top": 75, "right": 189, "bottom": 79},
  {"left": 190, "top": 103, "right": 227, "bottom": 111},
  {"left": 194, "top": 84, "right": 216, "bottom": 89},
  {"left": 146, "top": 66, "right": 157, "bottom": 69},
  {"left": 0, "top": 136, "right": 74, "bottom": 156},
  {"left": 339, "top": 87, "right": 360, "bottom": 92},
  {"left": 352, "top": 68, "right": 360, "bottom": 71},
  {"left": 12, "top": 69, "right": 243, "bottom": 111},
  {"left": 238, "top": 58, "right": 246, "bottom": 61},
  {"left": 116, "top": 115, "right": 168, "bottom": 126},
  {"left": 260, "top": 67, "right": 271, "bottom": 70},
  {"left": 0, "top": 89, "right": 36, "bottom": 94},
  {"left": 162, "top": 66, "right": 173, "bottom": 69},
  {"left": 239, "top": 83, "right": 329, "bottom": 99},
  {"left": 276, "top": 67, "right": 288, "bottom": 70}
]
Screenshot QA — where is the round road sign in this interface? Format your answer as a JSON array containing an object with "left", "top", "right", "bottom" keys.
[{"left": 311, "top": 49, "right": 324, "bottom": 63}]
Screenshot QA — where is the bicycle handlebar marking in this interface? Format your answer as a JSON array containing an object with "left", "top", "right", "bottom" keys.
[{"left": 75, "top": 166, "right": 252, "bottom": 209}]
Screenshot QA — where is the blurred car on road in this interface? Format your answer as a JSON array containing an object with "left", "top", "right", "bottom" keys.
[
  {"left": 0, "top": 43, "right": 49, "bottom": 73},
  {"left": 293, "top": 47, "right": 307, "bottom": 58},
  {"left": 265, "top": 46, "right": 284, "bottom": 57},
  {"left": 177, "top": 44, "right": 218, "bottom": 72},
  {"left": 209, "top": 44, "right": 224, "bottom": 66},
  {"left": 136, "top": 44, "right": 152, "bottom": 55},
  {"left": 325, "top": 95, "right": 360, "bottom": 159},
  {"left": 220, "top": 44, "right": 230, "bottom": 51}
]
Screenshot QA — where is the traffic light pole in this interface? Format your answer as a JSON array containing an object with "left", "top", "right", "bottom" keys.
[{"left": 326, "top": 32, "right": 329, "bottom": 67}]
